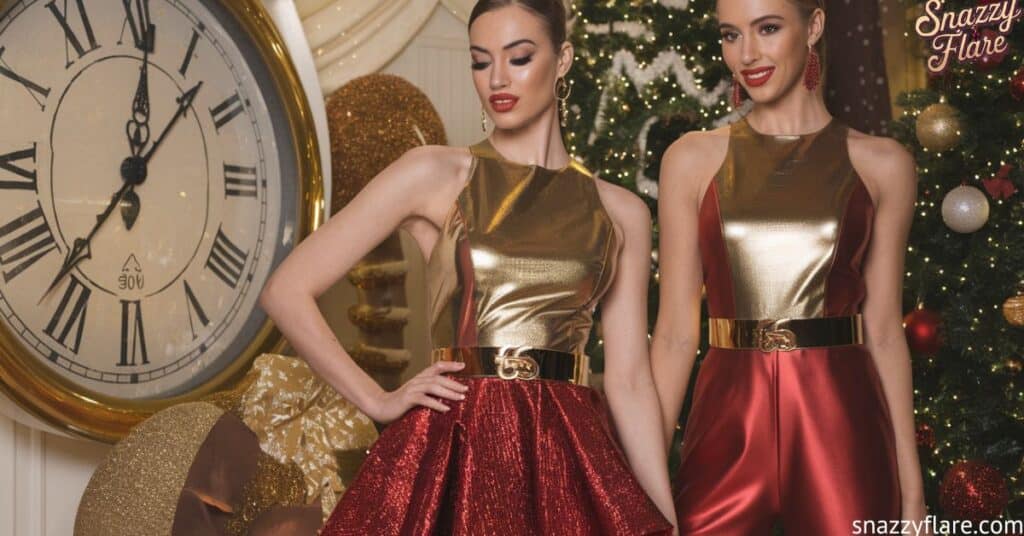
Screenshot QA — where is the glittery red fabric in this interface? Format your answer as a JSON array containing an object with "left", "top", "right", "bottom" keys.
[{"left": 320, "top": 376, "right": 674, "bottom": 535}]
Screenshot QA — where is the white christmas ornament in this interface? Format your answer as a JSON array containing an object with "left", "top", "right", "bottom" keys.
[{"left": 941, "top": 185, "right": 990, "bottom": 233}]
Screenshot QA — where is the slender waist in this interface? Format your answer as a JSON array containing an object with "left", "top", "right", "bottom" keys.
[
  {"left": 430, "top": 346, "right": 589, "bottom": 386},
  {"left": 708, "top": 314, "right": 863, "bottom": 351}
]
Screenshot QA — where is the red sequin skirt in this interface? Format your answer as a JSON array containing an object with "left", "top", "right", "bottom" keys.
[{"left": 320, "top": 376, "right": 674, "bottom": 535}]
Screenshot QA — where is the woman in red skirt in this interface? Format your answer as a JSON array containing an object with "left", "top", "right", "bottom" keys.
[
  {"left": 259, "top": 1, "right": 676, "bottom": 534},
  {"left": 651, "top": 0, "right": 927, "bottom": 534}
]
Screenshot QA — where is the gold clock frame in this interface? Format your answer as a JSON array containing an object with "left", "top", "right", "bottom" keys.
[{"left": 0, "top": 0, "right": 324, "bottom": 443}]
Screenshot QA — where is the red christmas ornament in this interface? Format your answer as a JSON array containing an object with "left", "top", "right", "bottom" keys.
[
  {"left": 939, "top": 460, "right": 1009, "bottom": 522},
  {"left": 1011, "top": 67, "right": 1024, "bottom": 101},
  {"left": 982, "top": 164, "right": 1017, "bottom": 200},
  {"left": 916, "top": 422, "right": 936, "bottom": 450},
  {"left": 972, "top": 29, "right": 1008, "bottom": 71},
  {"left": 904, "top": 308, "right": 943, "bottom": 355}
]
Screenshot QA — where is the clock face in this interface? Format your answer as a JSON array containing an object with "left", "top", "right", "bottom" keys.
[{"left": 0, "top": 0, "right": 302, "bottom": 401}]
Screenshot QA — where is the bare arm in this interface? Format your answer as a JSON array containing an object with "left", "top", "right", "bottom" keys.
[
  {"left": 650, "top": 133, "right": 711, "bottom": 448},
  {"left": 852, "top": 136, "right": 926, "bottom": 517},
  {"left": 258, "top": 145, "right": 469, "bottom": 424},
  {"left": 599, "top": 185, "right": 677, "bottom": 531}
]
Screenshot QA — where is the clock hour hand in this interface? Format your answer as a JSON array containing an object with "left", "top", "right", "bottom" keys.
[
  {"left": 39, "top": 83, "right": 202, "bottom": 303},
  {"left": 124, "top": 0, "right": 153, "bottom": 158},
  {"left": 125, "top": 45, "right": 150, "bottom": 157}
]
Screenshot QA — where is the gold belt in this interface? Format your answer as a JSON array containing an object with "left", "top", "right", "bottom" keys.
[
  {"left": 708, "top": 314, "right": 863, "bottom": 351},
  {"left": 430, "top": 346, "right": 589, "bottom": 386}
]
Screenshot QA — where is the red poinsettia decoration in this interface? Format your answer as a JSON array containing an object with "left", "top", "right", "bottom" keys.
[{"left": 982, "top": 164, "right": 1016, "bottom": 200}]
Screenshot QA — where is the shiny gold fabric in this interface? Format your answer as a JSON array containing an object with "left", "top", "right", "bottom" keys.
[
  {"left": 425, "top": 138, "right": 621, "bottom": 355},
  {"left": 240, "top": 354, "right": 378, "bottom": 520},
  {"left": 713, "top": 116, "right": 867, "bottom": 319}
]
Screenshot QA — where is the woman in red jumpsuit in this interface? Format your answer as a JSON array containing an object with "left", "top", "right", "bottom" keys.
[{"left": 651, "top": 0, "right": 928, "bottom": 534}]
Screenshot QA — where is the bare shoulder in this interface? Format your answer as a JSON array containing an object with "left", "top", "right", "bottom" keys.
[
  {"left": 660, "top": 124, "right": 730, "bottom": 206},
  {"left": 846, "top": 127, "right": 918, "bottom": 205},
  {"left": 392, "top": 144, "right": 473, "bottom": 191},
  {"left": 592, "top": 177, "right": 651, "bottom": 242}
]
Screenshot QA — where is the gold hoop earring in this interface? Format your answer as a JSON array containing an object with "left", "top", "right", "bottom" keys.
[
  {"left": 481, "top": 107, "right": 488, "bottom": 132},
  {"left": 554, "top": 77, "right": 572, "bottom": 127}
]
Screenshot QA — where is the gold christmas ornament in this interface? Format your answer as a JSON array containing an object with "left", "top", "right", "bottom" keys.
[
  {"left": 916, "top": 102, "right": 962, "bottom": 152},
  {"left": 1003, "top": 288, "right": 1024, "bottom": 327},
  {"left": 325, "top": 74, "right": 447, "bottom": 213}
]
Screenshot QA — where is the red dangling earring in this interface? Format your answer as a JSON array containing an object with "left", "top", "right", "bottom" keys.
[
  {"left": 732, "top": 77, "right": 744, "bottom": 108},
  {"left": 803, "top": 45, "right": 821, "bottom": 91}
]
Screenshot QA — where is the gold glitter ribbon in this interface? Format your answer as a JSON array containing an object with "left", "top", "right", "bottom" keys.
[{"left": 240, "top": 353, "right": 378, "bottom": 520}]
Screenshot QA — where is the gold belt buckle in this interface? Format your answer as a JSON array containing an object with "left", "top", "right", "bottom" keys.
[
  {"left": 756, "top": 318, "right": 797, "bottom": 351},
  {"left": 495, "top": 347, "right": 540, "bottom": 380}
]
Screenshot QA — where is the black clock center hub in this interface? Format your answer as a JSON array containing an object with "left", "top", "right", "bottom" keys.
[{"left": 120, "top": 156, "right": 148, "bottom": 185}]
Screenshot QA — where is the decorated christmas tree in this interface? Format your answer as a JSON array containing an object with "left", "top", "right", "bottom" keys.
[
  {"left": 888, "top": 0, "right": 1024, "bottom": 522},
  {"left": 566, "top": 2, "right": 727, "bottom": 462}
]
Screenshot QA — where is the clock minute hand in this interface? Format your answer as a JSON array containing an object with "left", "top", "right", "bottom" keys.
[
  {"left": 38, "top": 181, "right": 135, "bottom": 304},
  {"left": 143, "top": 81, "right": 202, "bottom": 165},
  {"left": 39, "top": 83, "right": 203, "bottom": 304}
]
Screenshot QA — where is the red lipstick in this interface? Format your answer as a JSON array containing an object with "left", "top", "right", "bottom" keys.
[
  {"left": 489, "top": 93, "right": 519, "bottom": 113},
  {"left": 741, "top": 66, "right": 774, "bottom": 87}
]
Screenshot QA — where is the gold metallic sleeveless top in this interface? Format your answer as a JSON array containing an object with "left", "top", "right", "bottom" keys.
[
  {"left": 425, "top": 138, "right": 621, "bottom": 355},
  {"left": 698, "top": 115, "right": 876, "bottom": 321}
]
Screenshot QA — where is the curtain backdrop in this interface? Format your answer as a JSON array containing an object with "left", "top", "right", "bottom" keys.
[{"left": 294, "top": 0, "right": 477, "bottom": 93}]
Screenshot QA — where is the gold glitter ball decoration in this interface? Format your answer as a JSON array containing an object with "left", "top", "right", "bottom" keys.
[
  {"left": 74, "top": 402, "right": 226, "bottom": 536},
  {"left": 326, "top": 73, "right": 447, "bottom": 214},
  {"left": 916, "top": 102, "right": 962, "bottom": 152},
  {"left": 226, "top": 452, "right": 308, "bottom": 536}
]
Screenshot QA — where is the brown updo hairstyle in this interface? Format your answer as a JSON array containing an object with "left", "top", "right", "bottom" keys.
[{"left": 468, "top": 0, "right": 568, "bottom": 50}]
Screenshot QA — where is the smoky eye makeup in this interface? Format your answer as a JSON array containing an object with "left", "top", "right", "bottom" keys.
[{"left": 510, "top": 54, "right": 534, "bottom": 66}]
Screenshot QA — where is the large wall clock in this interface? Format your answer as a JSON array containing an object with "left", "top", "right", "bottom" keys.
[{"left": 0, "top": 0, "right": 323, "bottom": 442}]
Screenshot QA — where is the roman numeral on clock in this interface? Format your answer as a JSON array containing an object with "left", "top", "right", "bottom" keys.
[
  {"left": 43, "top": 276, "right": 90, "bottom": 354},
  {"left": 119, "top": 0, "right": 155, "bottom": 52},
  {"left": 0, "top": 204, "right": 57, "bottom": 283},
  {"left": 45, "top": 0, "right": 100, "bottom": 66},
  {"left": 179, "top": 26, "right": 202, "bottom": 77},
  {"left": 0, "top": 144, "right": 37, "bottom": 191},
  {"left": 224, "top": 163, "right": 257, "bottom": 198},
  {"left": 118, "top": 299, "right": 149, "bottom": 366},
  {"left": 0, "top": 49, "right": 51, "bottom": 110},
  {"left": 183, "top": 280, "right": 210, "bottom": 340},
  {"left": 206, "top": 226, "right": 248, "bottom": 289},
  {"left": 209, "top": 93, "right": 247, "bottom": 131}
]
